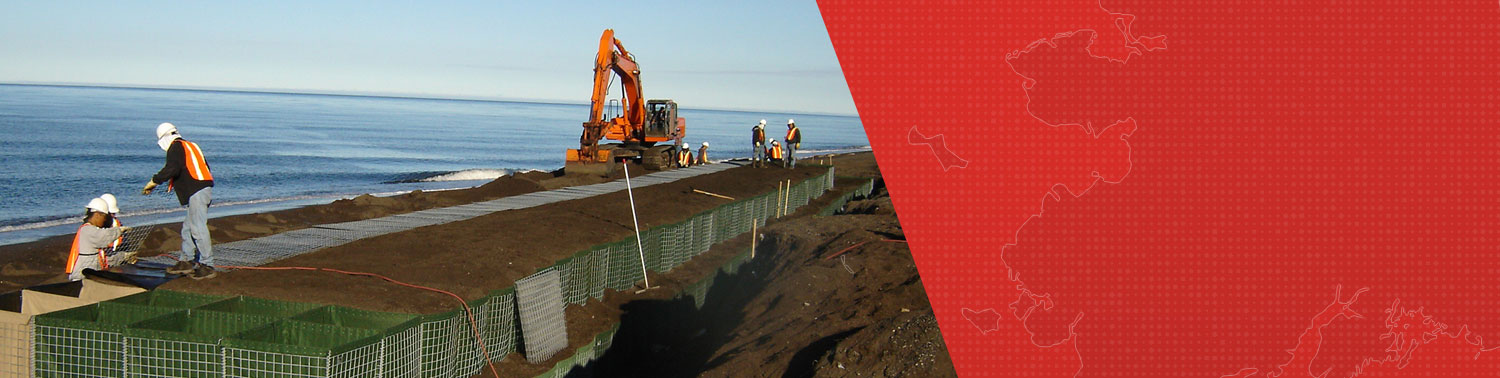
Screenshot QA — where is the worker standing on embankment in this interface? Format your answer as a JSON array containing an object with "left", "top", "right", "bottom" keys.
[
  {"left": 65, "top": 198, "right": 127, "bottom": 281},
  {"left": 785, "top": 119, "right": 802, "bottom": 169},
  {"left": 752, "top": 119, "right": 767, "bottom": 167},
  {"left": 142, "top": 122, "right": 217, "bottom": 280}
]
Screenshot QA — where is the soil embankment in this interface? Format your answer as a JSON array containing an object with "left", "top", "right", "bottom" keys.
[{"left": 559, "top": 186, "right": 952, "bottom": 378}]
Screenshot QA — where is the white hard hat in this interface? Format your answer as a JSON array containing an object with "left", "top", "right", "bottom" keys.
[
  {"left": 156, "top": 123, "right": 181, "bottom": 151},
  {"left": 758, "top": 119, "right": 766, "bottom": 125},
  {"left": 702, "top": 142, "right": 709, "bottom": 148},
  {"left": 787, "top": 119, "right": 795, "bottom": 125},
  {"left": 86, "top": 198, "right": 109, "bottom": 214},
  {"left": 155, "top": 123, "right": 178, "bottom": 139},
  {"left": 772, "top": 140, "right": 779, "bottom": 145},
  {"left": 99, "top": 193, "right": 120, "bottom": 214}
]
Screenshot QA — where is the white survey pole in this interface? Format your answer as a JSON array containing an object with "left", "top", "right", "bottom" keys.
[{"left": 622, "top": 163, "right": 651, "bottom": 289}]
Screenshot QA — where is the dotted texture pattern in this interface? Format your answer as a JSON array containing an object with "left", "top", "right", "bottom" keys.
[{"left": 818, "top": 1, "right": 1500, "bottom": 376}]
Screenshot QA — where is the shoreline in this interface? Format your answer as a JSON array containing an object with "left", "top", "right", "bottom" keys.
[{"left": 0, "top": 152, "right": 875, "bottom": 294}]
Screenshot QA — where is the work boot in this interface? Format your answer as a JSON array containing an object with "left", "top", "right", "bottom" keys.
[
  {"left": 167, "top": 261, "right": 195, "bottom": 274},
  {"left": 190, "top": 264, "right": 217, "bottom": 280}
]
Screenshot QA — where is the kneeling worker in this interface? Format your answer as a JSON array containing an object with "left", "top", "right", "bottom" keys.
[
  {"left": 678, "top": 146, "right": 694, "bottom": 168},
  {"left": 98, "top": 193, "right": 139, "bottom": 267},
  {"left": 769, "top": 140, "right": 784, "bottom": 164},
  {"left": 65, "top": 198, "right": 129, "bottom": 281},
  {"left": 697, "top": 142, "right": 710, "bottom": 165}
]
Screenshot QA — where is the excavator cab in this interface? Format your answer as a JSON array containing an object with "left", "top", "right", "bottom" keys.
[{"left": 644, "top": 99, "right": 678, "bottom": 140}]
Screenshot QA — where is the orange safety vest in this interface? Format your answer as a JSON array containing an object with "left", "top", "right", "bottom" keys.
[
  {"left": 179, "top": 139, "right": 213, "bottom": 181},
  {"left": 103, "top": 218, "right": 123, "bottom": 268},
  {"left": 679, "top": 150, "right": 692, "bottom": 166},
  {"left": 65, "top": 225, "right": 104, "bottom": 274},
  {"left": 786, "top": 127, "right": 800, "bottom": 144},
  {"left": 770, "top": 145, "right": 784, "bottom": 159}
]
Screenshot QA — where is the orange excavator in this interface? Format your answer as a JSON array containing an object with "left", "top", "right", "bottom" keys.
[{"left": 566, "top": 28, "right": 686, "bottom": 175}]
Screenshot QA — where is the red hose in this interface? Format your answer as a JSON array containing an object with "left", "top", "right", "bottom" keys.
[{"left": 218, "top": 265, "right": 501, "bottom": 378}]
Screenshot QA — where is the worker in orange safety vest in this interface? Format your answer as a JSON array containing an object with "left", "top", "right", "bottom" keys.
[
  {"left": 769, "top": 140, "right": 784, "bottom": 163},
  {"left": 143, "top": 122, "right": 217, "bottom": 280},
  {"left": 784, "top": 119, "right": 801, "bottom": 169},
  {"left": 751, "top": 119, "right": 767, "bottom": 167},
  {"left": 678, "top": 147, "right": 693, "bottom": 167},
  {"left": 65, "top": 198, "right": 128, "bottom": 281},
  {"left": 697, "top": 142, "right": 710, "bottom": 165}
]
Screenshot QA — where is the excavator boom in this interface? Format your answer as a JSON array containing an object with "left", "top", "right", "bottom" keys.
[{"left": 586, "top": 29, "right": 645, "bottom": 134}]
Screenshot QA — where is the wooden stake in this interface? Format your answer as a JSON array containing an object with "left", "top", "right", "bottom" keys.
[
  {"left": 782, "top": 179, "right": 792, "bottom": 216},
  {"left": 693, "top": 189, "right": 735, "bottom": 200},
  {"left": 776, "top": 181, "right": 785, "bottom": 218},
  {"left": 750, "top": 221, "right": 757, "bottom": 259}
]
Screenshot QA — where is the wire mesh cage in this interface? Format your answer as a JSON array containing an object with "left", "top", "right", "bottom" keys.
[
  {"left": 417, "top": 312, "right": 457, "bottom": 378},
  {"left": 221, "top": 320, "right": 383, "bottom": 378},
  {"left": 449, "top": 296, "right": 491, "bottom": 378},
  {"left": 290, "top": 305, "right": 422, "bottom": 378},
  {"left": 32, "top": 302, "right": 185, "bottom": 377},
  {"left": 479, "top": 288, "right": 518, "bottom": 362},
  {"left": 123, "top": 310, "right": 277, "bottom": 378},
  {"left": 0, "top": 312, "right": 30, "bottom": 378}
]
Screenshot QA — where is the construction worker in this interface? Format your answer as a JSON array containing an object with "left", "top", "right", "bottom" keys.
[
  {"left": 66, "top": 198, "right": 128, "bottom": 281},
  {"left": 98, "top": 193, "right": 142, "bottom": 267},
  {"left": 785, "top": 119, "right": 802, "bottom": 169},
  {"left": 98, "top": 194, "right": 127, "bottom": 266},
  {"left": 677, "top": 146, "right": 693, "bottom": 168},
  {"left": 672, "top": 139, "right": 685, "bottom": 166},
  {"left": 142, "top": 122, "right": 217, "bottom": 280},
  {"left": 769, "top": 140, "right": 784, "bottom": 164},
  {"left": 99, "top": 193, "right": 123, "bottom": 251},
  {"left": 697, "top": 142, "right": 710, "bottom": 165},
  {"left": 751, "top": 119, "right": 767, "bottom": 167}
]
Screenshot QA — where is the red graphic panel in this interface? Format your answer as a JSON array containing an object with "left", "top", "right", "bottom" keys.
[{"left": 818, "top": 0, "right": 1500, "bottom": 376}]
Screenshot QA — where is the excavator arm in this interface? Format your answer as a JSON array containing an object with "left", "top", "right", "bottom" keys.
[{"left": 580, "top": 29, "right": 646, "bottom": 160}]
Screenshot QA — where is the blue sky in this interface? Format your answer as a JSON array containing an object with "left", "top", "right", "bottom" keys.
[{"left": 0, "top": 1, "right": 857, "bottom": 115}]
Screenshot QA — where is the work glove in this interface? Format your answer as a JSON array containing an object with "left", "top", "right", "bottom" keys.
[
  {"left": 795, "top": 143, "right": 801, "bottom": 149},
  {"left": 142, "top": 181, "right": 158, "bottom": 195}
]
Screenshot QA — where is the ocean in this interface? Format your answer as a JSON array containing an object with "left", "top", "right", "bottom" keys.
[{"left": 0, "top": 84, "right": 868, "bottom": 246}]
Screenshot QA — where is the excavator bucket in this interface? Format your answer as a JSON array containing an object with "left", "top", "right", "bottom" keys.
[{"left": 565, "top": 148, "right": 618, "bottom": 176}]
